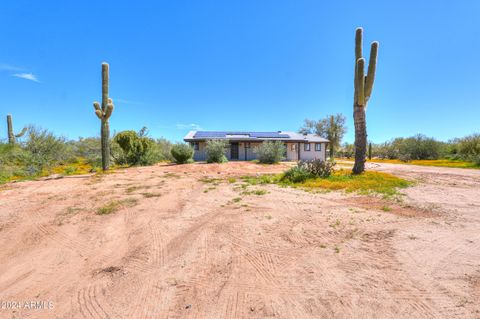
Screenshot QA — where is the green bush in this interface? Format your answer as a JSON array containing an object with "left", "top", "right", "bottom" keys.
[
  {"left": 155, "top": 138, "right": 174, "bottom": 162},
  {"left": 205, "top": 139, "right": 228, "bottom": 163},
  {"left": 113, "top": 130, "right": 157, "bottom": 166},
  {"left": 371, "top": 135, "right": 446, "bottom": 160},
  {"left": 256, "top": 141, "right": 285, "bottom": 164},
  {"left": 299, "top": 159, "right": 336, "bottom": 177},
  {"left": 282, "top": 166, "right": 311, "bottom": 183},
  {"left": 24, "top": 126, "right": 71, "bottom": 172},
  {"left": 456, "top": 134, "right": 480, "bottom": 165},
  {"left": 0, "top": 143, "right": 32, "bottom": 182},
  {"left": 171, "top": 143, "right": 194, "bottom": 164},
  {"left": 70, "top": 137, "right": 102, "bottom": 167}
]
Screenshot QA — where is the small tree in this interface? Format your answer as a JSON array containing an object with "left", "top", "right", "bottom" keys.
[
  {"left": 171, "top": 143, "right": 194, "bottom": 164},
  {"left": 256, "top": 141, "right": 285, "bottom": 164},
  {"left": 113, "top": 130, "right": 156, "bottom": 166},
  {"left": 205, "top": 139, "right": 228, "bottom": 163},
  {"left": 457, "top": 134, "right": 480, "bottom": 165},
  {"left": 299, "top": 113, "right": 346, "bottom": 159}
]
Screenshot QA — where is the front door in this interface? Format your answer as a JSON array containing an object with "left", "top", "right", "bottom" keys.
[{"left": 230, "top": 142, "right": 239, "bottom": 160}]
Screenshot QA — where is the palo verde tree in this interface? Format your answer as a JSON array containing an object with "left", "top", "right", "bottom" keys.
[
  {"left": 6, "top": 114, "right": 27, "bottom": 144},
  {"left": 352, "top": 27, "right": 379, "bottom": 174},
  {"left": 93, "top": 63, "right": 114, "bottom": 171},
  {"left": 299, "top": 113, "right": 346, "bottom": 159}
]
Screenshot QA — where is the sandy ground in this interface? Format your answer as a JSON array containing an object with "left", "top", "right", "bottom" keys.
[{"left": 0, "top": 161, "right": 479, "bottom": 318}]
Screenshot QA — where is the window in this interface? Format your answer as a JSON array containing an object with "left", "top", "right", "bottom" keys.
[
  {"left": 245, "top": 142, "right": 251, "bottom": 148},
  {"left": 304, "top": 143, "right": 311, "bottom": 151},
  {"left": 192, "top": 142, "right": 199, "bottom": 150},
  {"left": 291, "top": 144, "right": 296, "bottom": 151},
  {"left": 315, "top": 143, "right": 321, "bottom": 151}
]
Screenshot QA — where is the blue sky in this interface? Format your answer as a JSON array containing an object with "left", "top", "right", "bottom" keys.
[{"left": 0, "top": 1, "right": 479, "bottom": 143}]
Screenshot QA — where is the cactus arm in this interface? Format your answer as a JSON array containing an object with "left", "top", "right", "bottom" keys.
[
  {"left": 365, "top": 41, "right": 379, "bottom": 102},
  {"left": 104, "top": 99, "right": 114, "bottom": 119},
  {"left": 355, "top": 28, "right": 363, "bottom": 62},
  {"left": 15, "top": 127, "right": 27, "bottom": 138},
  {"left": 93, "top": 102, "right": 103, "bottom": 119},
  {"left": 354, "top": 27, "right": 363, "bottom": 105},
  {"left": 95, "top": 110, "right": 103, "bottom": 119},
  {"left": 356, "top": 58, "right": 366, "bottom": 105}
]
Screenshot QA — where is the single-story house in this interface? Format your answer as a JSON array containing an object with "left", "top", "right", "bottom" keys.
[{"left": 183, "top": 131, "right": 329, "bottom": 161}]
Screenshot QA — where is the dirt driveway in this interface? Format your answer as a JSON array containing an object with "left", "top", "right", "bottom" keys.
[{"left": 0, "top": 162, "right": 479, "bottom": 318}]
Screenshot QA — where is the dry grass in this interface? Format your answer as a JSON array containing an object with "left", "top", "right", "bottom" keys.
[
  {"left": 241, "top": 169, "right": 410, "bottom": 196},
  {"left": 96, "top": 198, "right": 139, "bottom": 215},
  {"left": 301, "top": 170, "right": 411, "bottom": 196},
  {"left": 338, "top": 158, "right": 479, "bottom": 169},
  {"left": 51, "top": 158, "right": 93, "bottom": 176}
]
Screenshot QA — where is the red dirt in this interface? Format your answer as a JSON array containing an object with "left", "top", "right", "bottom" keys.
[{"left": 0, "top": 162, "right": 479, "bottom": 318}]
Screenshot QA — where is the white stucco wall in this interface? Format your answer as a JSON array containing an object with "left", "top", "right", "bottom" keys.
[
  {"left": 191, "top": 141, "right": 327, "bottom": 162},
  {"left": 299, "top": 142, "right": 326, "bottom": 161}
]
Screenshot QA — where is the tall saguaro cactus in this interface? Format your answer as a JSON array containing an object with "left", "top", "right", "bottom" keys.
[
  {"left": 6, "top": 114, "right": 27, "bottom": 144},
  {"left": 352, "top": 28, "right": 378, "bottom": 174},
  {"left": 93, "top": 63, "right": 114, "bottom": 171}
]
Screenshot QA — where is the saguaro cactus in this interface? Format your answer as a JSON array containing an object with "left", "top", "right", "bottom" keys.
[
  {"left": 93, "top": 63, "right": 114, "bottom": 171},
  {"left": 6, "top": 114, "right": 27, "bottom": 144},
  {"left": 352, "top": 28, "right": 378, "bottom": 174}
]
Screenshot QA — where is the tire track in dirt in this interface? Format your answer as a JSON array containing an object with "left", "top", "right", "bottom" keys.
[
  {"left": 74, "top": 284, "right": 122, "bottom": 319},
  {"left": 342, "top": 230, "right": 445, "bottom": 318},
  {"left": 148, "top": 223, "right": 166, "bottom": 268},
  {"left": 76, "top": 284, "right": 116, "bottom": 319},
  {"left": 31, "top": 221, "right": 92, "bottom": 257},
  {"left": 279, "top": 198, "right": 447, "bottom": 317},
  {"left": 125, "top": 180, "right": 210, "bottom": 317}
]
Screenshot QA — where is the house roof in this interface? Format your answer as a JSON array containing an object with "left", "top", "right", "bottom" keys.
[{"left": 183, "top": 131, "right": 329, "bottom": 143}]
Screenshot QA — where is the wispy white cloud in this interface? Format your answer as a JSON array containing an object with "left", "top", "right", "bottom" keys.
[
  {"left": 12, "top": 73, "right": 40, "bottom": 82},
  {"left": 176, "top": 123, "right": 203, "bottom": 130},
  {"left": 0, "top": 63, "right": 23, "bottom": 72}
]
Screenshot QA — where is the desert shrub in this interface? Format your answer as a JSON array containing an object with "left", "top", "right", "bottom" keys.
[
  {"left": 299, "top": 159, "right": 336, "bottom": 177},
  {"left": 397, "top": 135, "right": 443, "bottom": 160},
  {"left": 337, "top": 143, "right": 354, "bottom": 158},
  {"left": 372, "top": 135, "right": 445, "bottom": 160},
  {"left": 256, "top": 141, "right": 285, "bottom": 164},
  {"left": 113, "top": 130, "right": 157, "bottom": 166},
  {"left": 0, "top": 143, "right": 32, "bottom": 181},
  {"left": 281, "top": 166, "right": 311, "bottom": 183},
  {"left": 24, "top": 126, "right": 71, "bottom": 172},
  {"left": 70, "top": 137, "right": 102, "bottom": 167},
  {"left": 205, "top": 139, "right": 228, "bottom": 163},
  {"left": 456, "top": 134, "right": 480, "bottom": 165},
  {"left": 155, "top": 138, "right": 174, "bottom": 162},
  {"left": 170, "top": 143, "right": 194, "bottom": 164},
  {"left": 398, "top": 153, "right": 412, "bottom": 162}
]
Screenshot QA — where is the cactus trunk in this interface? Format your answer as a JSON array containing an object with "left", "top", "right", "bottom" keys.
[
  {"left": 352, "top": 28, "right": 378, "bottom": 174},
  {"left": 329, "top": 115, "right": 334, "bottom": 159},
  {"left": 101, "top": 119, "right": 110, "bottom": 170},
  {"left": 7, "top": 115, "right": 14, "bottom": 144},
  {"left": 353, "top": 105, "right": 367, "bottom": 173},
  {"left": 6, "top": 114, "right": 27, "bottom": 145},
  {"left": 93, "top": 63, "right": 114, "bottom": 171}
]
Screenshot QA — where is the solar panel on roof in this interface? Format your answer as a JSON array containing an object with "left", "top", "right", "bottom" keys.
[{"left": 193, "top": 131, "right": 290, "bottom": 139}]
